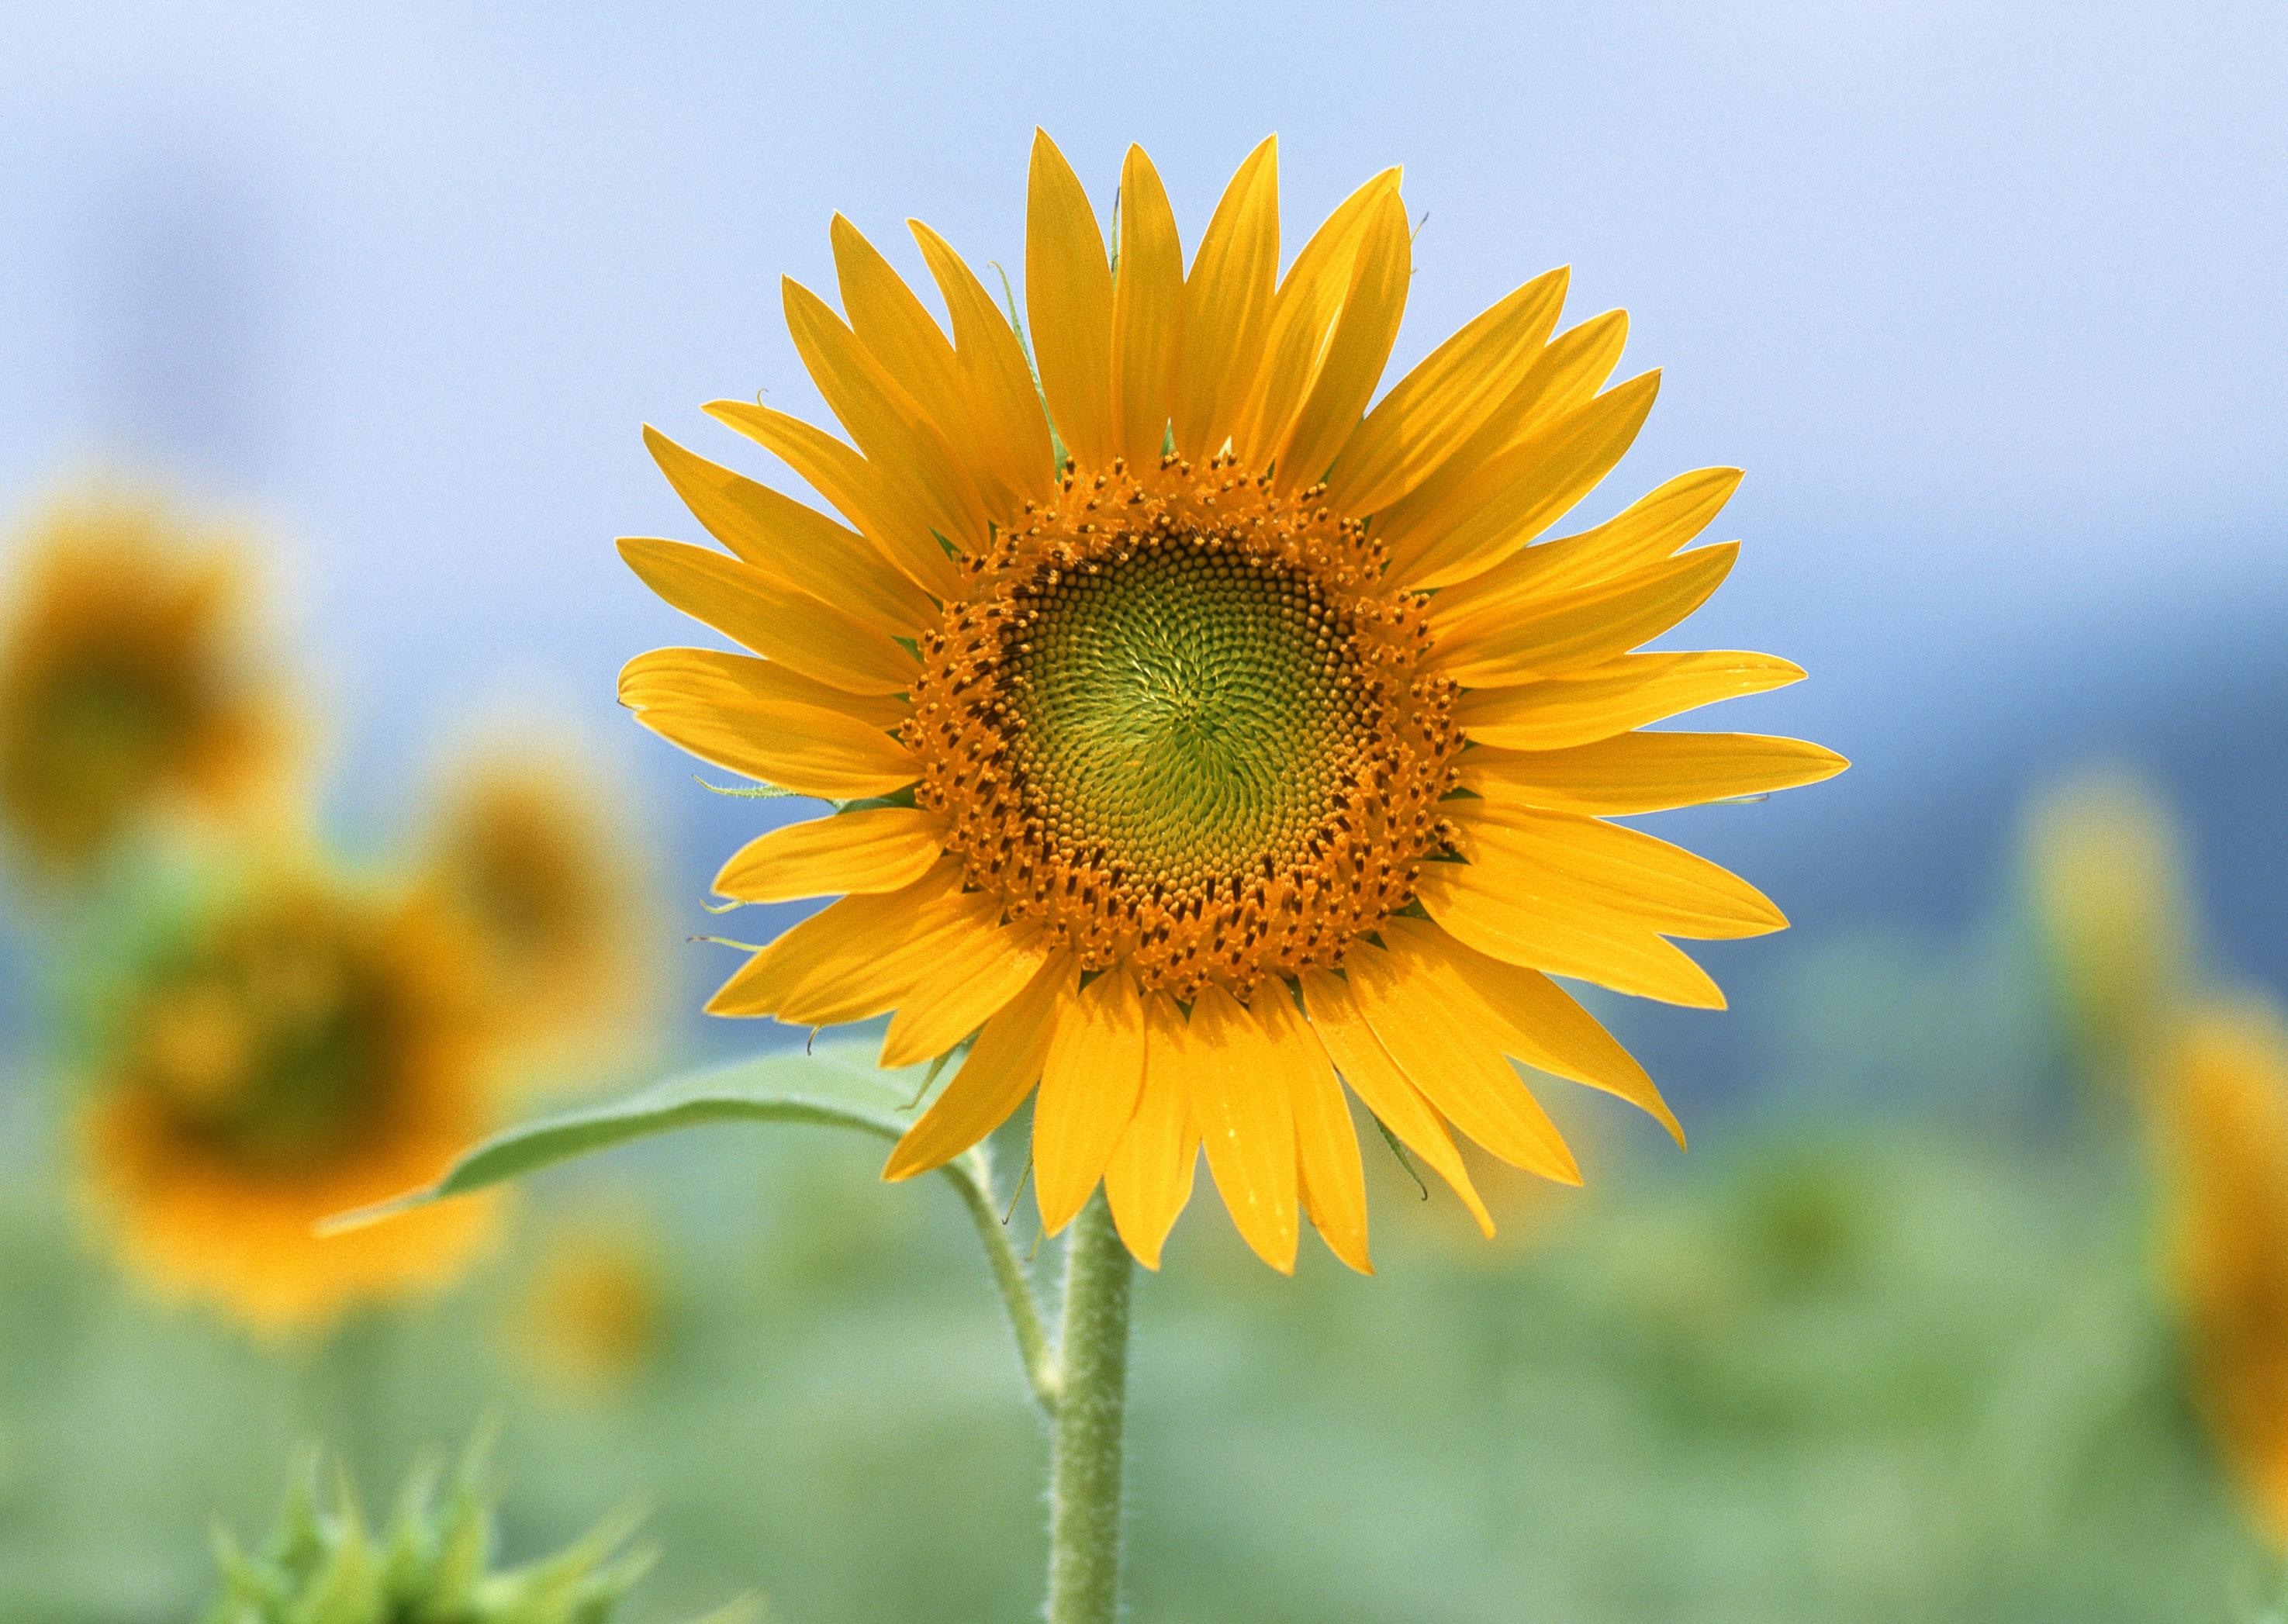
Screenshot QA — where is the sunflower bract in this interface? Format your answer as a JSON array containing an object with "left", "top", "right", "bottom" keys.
[
  {"left": 202, "top": 1436, "right": 675, "bottom": 1624},
  {"left": 618, "top": 131, "right": 1846, "bottom": 1273}
]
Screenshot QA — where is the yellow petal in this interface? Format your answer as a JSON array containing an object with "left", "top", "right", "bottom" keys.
[
  {"left": 1343, "top": 938, "right": 1580, "bottom": 1183},
  {"left": 1033, "top": 966, "right": 1147, "bottom": 1233},
  {"left": 1252, "top": 982, "right": 1371, "bottom": 1273},
  {"left": 709, "top": 866, "right": 991, "bottom": 1025},
  {"left": 617, "top": 645, "right": 910, "bottom": 734},
  {"left": 1272, "top": 188, "right": 1412, "bottom": 495},
  {"left": 1433, "top": 542, "right": 1738, "bottom": 688},
  {"left": 782, "top": 278, "right": 990, "bottom": 554},
  {"left": 711, "top": 807, "right": 947, "bottom": 903},
  {"left": 706, "top": 398, "right": 963, "bottom": 601},
  {"left": 705, "top": 858, "right": 965, "bottom": 1018},
  {"left": 830, "top": 215, "right": 962, "bottom": 434},
  {"left": 1026, "top": 131, "right": 1116, "bottom": 473},
  {"left": 1239, "top": 168, "right": 1401, "bottom": 470},
  {"left": 1379, "top": 917, "right": 1682, "bottom": 1146},
  {"left": 766, "top": 904, "right": 997, "bottom": 1028},
  {"left": 831, "top": 214, "right": 1025, "bottom": 520},
  {"left": 1109, "top": 144, "right": 1185, "bottom": 475},
  {"left": 880, "top": 921, "right": 1054, "bottom": 1070},
  {"left": 620, "top": 667, "right": 917, "bottom": 802},
  {"left": 617, "top": 537, "right": 918, "bottom": 696},
  {"left": 1412, "top": 862, "right": 1727, "bottom": 1007},
  {"left": 1453, "top": 800, "right": 1789, "bottom": 939},
  {"left": 1102, "top": 990, "right": 1201, "bottom": 1268},
  {"left": 1385, "top": 368, "right": 1662, "bottom": 590},
  {"left": 1187, "top": 981, "right": 1298, "bottom": 1272},
  {"left": 1321, "top": 267, "right": 1569, "bottom": 519},
  {"left": 1453, "top": 651, "right": 1805, "bottom": 752},
  {"left": 1372, "top": 308, "right": 1630, "bottom": 547},
  {"left": 1426, "top": 468, "right": 1744, "bottom": 629},
  {"left": 1298, "top": 967, "right": 1495, "bottom": 1236},
  {"left": 1173, "top": 136, "right": 1279, "bottom": 462},
  {"left": 909, "top": 220, "right": 1056, "bottom": 508},
  {"left": 644, "top": 426, "right": 937, "bottom": 637},
  {"left": 884, "top": 952, "right": 1077, "bottom": 1180},
  {"left": 1460, "top": 731, "right": 1850, "bottom": 815}
]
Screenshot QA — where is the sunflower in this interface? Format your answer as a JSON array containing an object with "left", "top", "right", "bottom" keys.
[
  {"left": 416, "top": 731, "right": 661, "bottom": 1082},
  {"left": 503, "top": 1212, "right": 667, "bottom": 1398},
  {"left": 81, "top": 856, "right": 499, "bottom": 1335},
  {"left": 2161, "top": 998, "right": 2288, "bottom": 1550},
  {"left": 619, "top": 133, "right": 1843, "bottom": 1273},
  {"left": 2022, "top": 768, "right": 2195, "bottom": 1082},
  {"left": 0, "top": 488, "right": 289, "bottom": 877}
]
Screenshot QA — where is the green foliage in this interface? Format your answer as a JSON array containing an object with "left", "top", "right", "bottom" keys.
[
  {"left": 201, "top": 1432, "right": 677, "bottom": 1624},
  {"left": 8, "top": 928, "right": 2288, "bottom": 1621},
  {"left": 327, "top": 1045, "right": 986, "bottom": 1234}
]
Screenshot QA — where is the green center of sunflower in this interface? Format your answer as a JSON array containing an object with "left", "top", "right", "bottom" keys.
[
  {"left": 1007, "top": 539, "right": 1369, "bottom": 894},
  {"left": 133, "top": 919, "right": 390, "bottom": 1173},
  {"left": 10, "top": 655, "right": 182, "bottom": 862},
  {"left": 908, "top": 452, "right": 1463, "bottom": 998}
]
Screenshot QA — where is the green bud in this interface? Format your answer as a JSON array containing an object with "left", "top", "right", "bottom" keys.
[{"left": 202, "top": 1429, "right": 749, "bottom": 1624}]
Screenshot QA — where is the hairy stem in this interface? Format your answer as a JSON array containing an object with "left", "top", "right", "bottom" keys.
[
  {"left": 946, "top": 1154, "right": 1059, "bottom": 1415},
  {"left": 1045, "top": 1191, "right": 1132, "bottom": 1624}
]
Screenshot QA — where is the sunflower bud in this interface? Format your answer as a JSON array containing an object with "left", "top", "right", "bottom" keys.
[{"left": 202, "top": 1432, "right": 741, "bottom": 1624}]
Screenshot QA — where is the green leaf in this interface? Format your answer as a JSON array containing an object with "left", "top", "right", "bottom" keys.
[{"left": 323, "top": 1044, "right": 944, "bottom": 1234}]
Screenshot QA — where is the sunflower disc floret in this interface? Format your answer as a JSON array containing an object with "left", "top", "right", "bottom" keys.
[{"left": 913, "top": 450, "right": 1460, "bottom": 1002}]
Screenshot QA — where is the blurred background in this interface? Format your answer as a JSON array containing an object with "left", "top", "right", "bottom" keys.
[{"left": 2, "top": 2, "right": 2285, "bottom": 1619}]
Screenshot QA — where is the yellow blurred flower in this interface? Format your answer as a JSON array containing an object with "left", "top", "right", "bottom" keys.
[
  {"left": 2159, "top": 997, "right": 2288, "bottom": 1550},
  {"left": 0, "top": 487, "right": 291, "bottom": 878},
  {"left": 503, "top": 1214, "right": 667, "bottom": 1399},
  {"left": 415, "top": 731, "right": 660, "bottom": 1083},
  {"left": 618, "top": 132, "right": 1844, "bottom": 1274},
  {"left": 2023, "top": 768, "right": 2195, "bottom": 1080},
  {"left": 80, "top": 858, "right": 500, "bottom": 1336}
]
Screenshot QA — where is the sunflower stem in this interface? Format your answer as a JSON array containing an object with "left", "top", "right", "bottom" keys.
[
  {"left": 1045, "top": 1190, "right": 1132, "bottom": 1624},
  {"left": 948, "top": 1153, "right": 1059, "bottom": 1416}
]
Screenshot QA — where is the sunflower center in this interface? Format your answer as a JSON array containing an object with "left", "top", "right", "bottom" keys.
[
  {"left": 131, "top": 905, "right": 391, "bottom": 1173},
  {"left": 907, "top": 454, "right": 1470, "bottom": 1000},
  {"left": 1007, "top": 540, "right": 1367, "bottom": 893}
]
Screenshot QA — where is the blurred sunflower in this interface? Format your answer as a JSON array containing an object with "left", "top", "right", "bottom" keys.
[
  {"left": 503, "top": 1213, "right": 668, "bottom": 1399},
  {"left": 2023, "top": 768, "right": 2195, "bottom": 1082},
  {"left": 619, "top": 133, "right": 1843, "bottom": 1272},
  {"left": 2160, "top": 997, "right": 2288, "bottom": 1550},
  {"left": 416, "top": 730, "right": 660, "bottom": 1082},
  {"left": 81, "top": 856, "right": 500, "bottom": 1335},
  {"left": 0, "top": 488, "right": 289, "bottom": 878}
]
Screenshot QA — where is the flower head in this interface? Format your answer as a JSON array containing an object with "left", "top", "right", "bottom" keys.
[
  {"left": 415, "top": 730, "right": 661, "bottom": 1083},
  {"left": 2160, "top": 997, "right": 2288, "bottom": 1550},
  {"left": 503, "top": 1211, "right": 668, "bottom": 1398},
  {"left": 2023, "top": 767, "right": 2196, "bottom": 1081},
  {"left": 0, "top": 487, "right": 289, "bottom": 878},
  {"left": 620, "top": 134, "right": 1843, "bottom": 1272},
  {"left": 80, "top": 853, "right": 499, "bottom": 1335}
]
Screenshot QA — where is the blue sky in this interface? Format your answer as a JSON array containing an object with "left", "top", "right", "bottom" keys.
[{"left": 4, "top": 0, "right": 2283, "bottom": 1059}]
